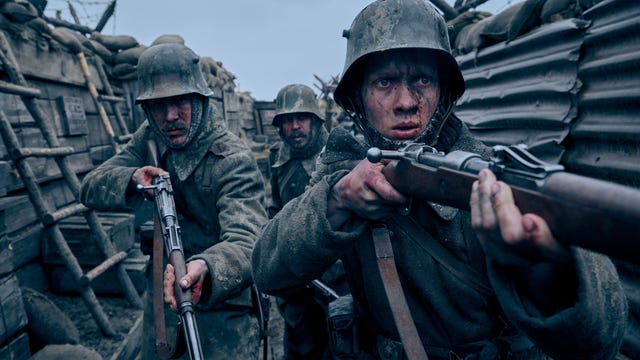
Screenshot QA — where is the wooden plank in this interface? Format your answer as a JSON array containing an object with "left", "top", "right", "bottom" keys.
[
  {"left": 57, "top": 96, "right": 89, "bottom": 136},
  {"left": 0, "top": 275, "right": 28, "bottom": 344},
  {"left": 0, "top": 195, "right": 37, "bottom": 235},
  {"left": 0, "top": 161, "right": 8, "bottom": 197},
  {"left": 109, "top": 314, "right": 142, "bottom": 360},
  {"left": 0, "top": 332, "right": 31, "bottom": 360},
  {"left": 42, "top": 212, "right": 135, "bottom": 266},
  {"left": 49, "top": 250, "right": 148, "bottom": 295},
  {"left": 15, "top": 262, "right": 48, "bottom": 294},
  {"left": 0, "top": 223, "right": 42, "bottom": 277}
]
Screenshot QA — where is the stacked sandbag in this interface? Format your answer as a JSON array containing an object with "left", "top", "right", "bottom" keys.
[
  {"left": 448, "top": 10, "right": 492, "bottom": 55},
  {"left": 452, "top": 12, "right": 493, "bottom": 55},
  {"left": 143, "top": 34, "right": 237, "bottom": 96},
  {"left": 90, "top": 31, "right": 144, "bottom": 80},
  {"left": 450, "top": 0, "right": 583, "bottom": 56},
  {"left": 199, "top": 55, "right": 236, "bottom": 96},
  {"left": 21, "top": 287, "right": 80, "bottom": 354},
  {"left": 0, "top": 0, "right": 46, "bottom": 36},
  {"left": 539, "top": 0, "right": 605, "bottom": 23}
]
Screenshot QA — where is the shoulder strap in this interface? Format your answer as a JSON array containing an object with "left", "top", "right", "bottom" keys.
[
  {"left": 371, "top": 223, "right": 429, "bottom": 360},
  {"left": 392, "top": 216, "right": 493, "bottom": 297}
]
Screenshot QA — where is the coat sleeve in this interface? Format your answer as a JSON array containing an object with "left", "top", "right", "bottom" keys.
[
  {"left": 79, "top": 125, "right": 149, "bottom": 211},
  {"left": 189, "top": 148, "right": 269, "bottom": 307},
  {"left": 252, "top": 170, "right": 366, "bottom": 297},
  {"left": 488, "top": 248, "right": 627, "bottom": 359}
]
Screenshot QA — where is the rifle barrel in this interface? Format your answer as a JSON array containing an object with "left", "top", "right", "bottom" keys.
[{"left": 382, "top": 154, "right": 640, "bottom": 263}]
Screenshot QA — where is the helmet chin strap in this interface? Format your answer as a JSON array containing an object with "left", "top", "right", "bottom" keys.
[{"left": 348, "top": 95, "right": 454, "bottom": 151}]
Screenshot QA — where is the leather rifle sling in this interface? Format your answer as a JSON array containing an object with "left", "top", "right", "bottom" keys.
[
  {"left": 372, "top": 223, "right": 429, "bottom": 360},
  {"left": 153, "top": 210, "right": 173, "bottom": 358}
]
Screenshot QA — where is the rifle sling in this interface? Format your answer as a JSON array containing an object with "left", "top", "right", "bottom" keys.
[
  {"left": 392, "top": 215, "right": 492, "bottom": 297},
  {"left": 153, "top": 211, "right": 174, "bottom": 359},
  {"left": 371, "top": 223, "right": 429, "bottom": 360}
]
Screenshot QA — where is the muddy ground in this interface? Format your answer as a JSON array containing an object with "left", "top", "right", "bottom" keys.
[{"left": 48, "top": 291, "right": 285, "bottom": 360}]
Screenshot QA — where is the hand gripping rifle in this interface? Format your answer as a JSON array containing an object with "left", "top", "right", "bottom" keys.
[
  {"left": 367, "top": 143, "right": 640, "bottom": 263},
  {"left": 138, "top": 173, "right": 204, "bottom": 360}
]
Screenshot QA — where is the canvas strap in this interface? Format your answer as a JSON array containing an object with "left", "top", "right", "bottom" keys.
[
  {"left": 153, "top": 211, "right": 174, "bottom": 359},
  {"left": 371, "top": 223, "right": 429, "bottom": 360}
]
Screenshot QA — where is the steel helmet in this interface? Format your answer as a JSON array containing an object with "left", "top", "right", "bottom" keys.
[
  {"left": 135, "top": 43, "right": 213, "bottom": 103},
  {"left": 333, "top": 0, "right": 465, "bottom": 113},
  {"left": 272, "top": 84, "right": 324, "bottom": 126}
]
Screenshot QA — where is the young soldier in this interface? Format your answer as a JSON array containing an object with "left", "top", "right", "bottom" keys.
[{"left": 252, "top": 1, "right": 627, "bottom": 359}]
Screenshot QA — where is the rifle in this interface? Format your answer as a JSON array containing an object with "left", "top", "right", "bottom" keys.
[
  {"left": 138, "top": 173, "right": 204, "bottom": 360},
  {"left": 367, "top": 143, "right": 640, "bottom": 263}
]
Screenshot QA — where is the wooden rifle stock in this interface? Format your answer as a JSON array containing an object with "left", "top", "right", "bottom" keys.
[
  {"left": 140, "top": 140, "right": 203, "bottom": 360},
  {"left": 369, "top": 144, "right": 640, "bottom": 263},
  {"left": 147, "top": 174, "right": 204, "bottom": 360}
]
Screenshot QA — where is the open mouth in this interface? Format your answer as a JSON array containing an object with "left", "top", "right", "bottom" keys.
[{"left": 391, "top": 123, "right": 421, "bottom": 139}]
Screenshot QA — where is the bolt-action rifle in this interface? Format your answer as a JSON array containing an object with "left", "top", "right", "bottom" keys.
[
  {"left": 138, "top": 173, "right": 204, "bottom": 360},
  {"left": 367, "top": 143, "right": 640, "bottom": 263}
]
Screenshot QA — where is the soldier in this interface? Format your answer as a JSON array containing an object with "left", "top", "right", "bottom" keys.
[
  {"left": 252, "top": 0, "right": 627, "bottom": 359},
  {"left": 268, "top": 83, "right": 349, "bottom": 359},
  {"left": 80, "top": 43, "right": 267, "bottom": 359},
  {"left": 267, "top": 84, "right": 328, "bottom": 217}
]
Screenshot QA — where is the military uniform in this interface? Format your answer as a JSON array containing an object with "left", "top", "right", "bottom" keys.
[
  {"left": 252, "top": 119, "right": 627, "bottom": 359},
  {"left": 267, "top": 129, "right": 326, "bottom": 217},
  {"left": 267, "top": 84, "right": 351, "bottom": 360},
  {"left": 81, "top": 104, "right": 267, "bottom": 359}
]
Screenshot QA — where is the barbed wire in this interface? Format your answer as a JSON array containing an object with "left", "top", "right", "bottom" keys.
[{"left": 43, "top": 0, "right": 113, "bottom": 28}]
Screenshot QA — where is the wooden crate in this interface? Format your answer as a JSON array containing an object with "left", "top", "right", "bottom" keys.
[
  {"left": 0, "top": 195, "right": 37, "bottom": 236},
  {"left": 0, "top": 332, "right": 30, "bottom": 360},
  {"left": 0, "top": 161, "right": 9, "bottom": 197},
  {"left": 0, "top": 223, "right": 42, "bottom": 278},
  {"left": 42, "top": 212, "right": 135, "bottom": 266},
  {"left": 49, "top": 249, "right": 148, "bottom": 295},
  {"left": 0, "top": 275, "right": 28, "bottom": 345}
]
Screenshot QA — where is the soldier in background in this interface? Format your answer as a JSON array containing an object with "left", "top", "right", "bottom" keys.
[
  {"left": 267, "top": 84, "right": 328, "bottom": 217},
  {"left": 267, "top": 84, "right": 349, "bottom": 359},
  {"left": 80, "top": 43, "right": 267, "bottom": 359}
]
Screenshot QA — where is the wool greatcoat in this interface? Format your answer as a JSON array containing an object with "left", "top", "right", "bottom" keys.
[
  {"left": 81, "top": 104, "right": 267, "bottom": 359},
  {"left": 252, "top": 117, "right": 627, "bottom": 360}
]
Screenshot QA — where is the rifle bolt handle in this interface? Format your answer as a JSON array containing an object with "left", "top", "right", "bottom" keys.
[{"left": 367, "top": 148, "right": 383, "bottom": 163}]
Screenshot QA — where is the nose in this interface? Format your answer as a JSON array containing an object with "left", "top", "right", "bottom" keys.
[
  {"left": 394, "top": 82, "right": 419, "bottom": 114},
  {"left": 165, "top": 104, "right": 180, "bottom": 121},
  {"left": 291, "top": 119, "right": 302, "bottom": 129}
]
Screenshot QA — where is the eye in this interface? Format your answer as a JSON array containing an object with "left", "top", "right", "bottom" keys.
[
  {"left": 147, "top": 101, "right": 165, "bottom": 114},
  {"left": 374, "top": 78, "right": 391, "bottom": 88},
  {"left": 175, "top": 95, "right": 191, "bottom": 108},
  {"left": 416, "top": 76, "right": 433, "bottom": 86}
]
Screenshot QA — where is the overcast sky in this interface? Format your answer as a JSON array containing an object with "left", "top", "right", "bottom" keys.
[{"left": 45, "top": 0, "right": 512, "bottom": 101}]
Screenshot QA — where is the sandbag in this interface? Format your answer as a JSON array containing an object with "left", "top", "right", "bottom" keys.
[
  {"left": 112, "top": 62, "right": 137, "bottom": 80},
  {"left": 481, "top": 2, "right": 524, "bottom": 43},
  {"left": 0, "top": 12, "right": 22, "bottom": 33},
  {"left": 151, "top": 34, "right": 185, "bottom": 46},
  {"left": 31, "top": 344, "right": 103, "bottom": 360},
  {"left": 51, "top": 27, "right": 82, "bottom": 53},
  {"left": 21, "top": 287, "right": 80, "bottom": 353},
  {"left": 82, "top": 37, "right": 114, "bottom": 63},
  {"left": 447, "top": 10, "right": 493, "bottom": 50},
  {"left": 540, "top": 0, "right": 580, "bottom": 23},
  {"left": 0, "top": 0, "right": 37, "bottom": 23},
  {"left": 456, "top": 17, "right": 491, "bottom": 54},
  {"left": 508, "top": 0, "right": 546, "bottom": 41},
  {"left": 26, "top": 17, "right": 51, "bottom": 36},
  {"left": 113, "top": 44, "right": 147, "bottom": 65},
  {"left": 90, "top": 31, "right": 138, "bottom": 52}
]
